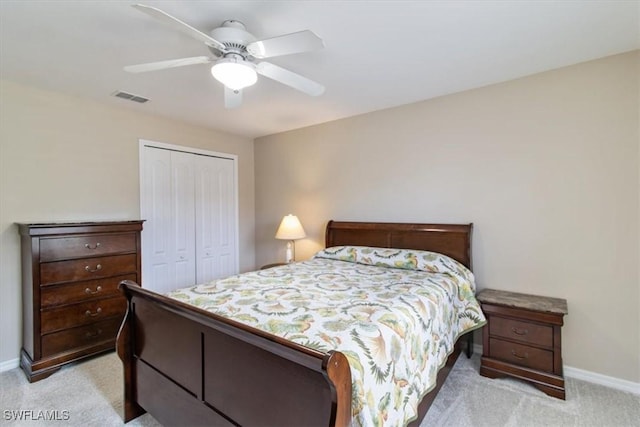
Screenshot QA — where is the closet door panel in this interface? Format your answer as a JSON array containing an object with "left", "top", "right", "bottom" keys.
[
  {"left": 170, "top": 151, "right": 196, "bottom": 290},
  {"left": 142, "top": 148, "right": 173, "bottom": 293},
  {"left": 195, "top": 158, "right": 216, "bottom": 283},
  {"left": 216, "top": 157, "right": 237, "bottom": 279},
  {"left": 195, "top": 156, "right": 236, "bottom": 283}
]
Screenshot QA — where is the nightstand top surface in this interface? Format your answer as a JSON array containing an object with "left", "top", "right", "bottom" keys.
[
  {"left": 260, "top": 262, "right": 287, "bottom": 270},
  {"left": 477, "top": 289, "right": 568, "bottom": 315}
]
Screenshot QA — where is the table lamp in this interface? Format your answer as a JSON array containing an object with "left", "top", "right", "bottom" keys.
[{"left": 275, "top": 214, "right": 306, "bottom": 263}]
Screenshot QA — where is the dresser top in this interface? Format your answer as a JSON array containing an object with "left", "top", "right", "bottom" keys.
[
  {"left": 17, "top": 220, "right": 144, "bottom": 236},
  {"left": 16, "top": 220, "right": 143, "bottom": 227},
  {"left": 477, "top": 289, "right": 568, "bottom": 315}
]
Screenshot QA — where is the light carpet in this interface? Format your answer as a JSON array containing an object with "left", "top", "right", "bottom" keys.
[{"left": 1, "top": 352, "right": 638, "bottom": 426}]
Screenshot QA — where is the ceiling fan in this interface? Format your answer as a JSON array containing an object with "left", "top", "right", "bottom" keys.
[{"left": 125, "top": 4, "right": 325, "bottom": 108}]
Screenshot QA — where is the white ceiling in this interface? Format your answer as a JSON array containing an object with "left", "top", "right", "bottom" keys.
[{"left": 1, "top": 1, "right": 638, "bottom": 139}]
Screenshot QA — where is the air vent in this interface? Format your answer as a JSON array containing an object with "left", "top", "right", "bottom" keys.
[{"left": 112, "top": 91, "right": 149, "bottom": 103}]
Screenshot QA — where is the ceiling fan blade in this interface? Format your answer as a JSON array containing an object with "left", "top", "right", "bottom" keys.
[
  {"left": 124, "top": 56, "right": 213, "bottom": 73},
  {"left": 224, "top": 87, "right": 243, "bottom": 109},
  {"left": 132, "top": 4, "right": 226, "bottom": 51},
  {"left": 256, "top": 62, "right": 325, "bottom": 96},
  {"left": 247, "top": 30, "right": 324, "bottom": 59}
]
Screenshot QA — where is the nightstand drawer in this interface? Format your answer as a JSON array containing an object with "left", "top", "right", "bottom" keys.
[
  {"left": 489, "top": 316, "right": 552, "bottom": 347},
  {"left": 489, "top": 338, "right": 553, "bottom": 372}
]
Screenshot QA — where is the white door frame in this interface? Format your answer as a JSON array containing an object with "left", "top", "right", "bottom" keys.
[{"left": 138, "top": 139, "right": 240, "bottom": 287}]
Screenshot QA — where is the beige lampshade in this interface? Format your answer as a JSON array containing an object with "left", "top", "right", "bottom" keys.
[{"left": 275, "top": 214, "right": 306, "bottom": 240}]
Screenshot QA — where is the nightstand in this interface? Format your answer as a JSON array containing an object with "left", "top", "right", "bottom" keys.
[
  {"left": 477, "top": 289, "right": 568, "bottom": 399},
  {"left": 260, "top": 262, "right": 287, "bottom": 270}
]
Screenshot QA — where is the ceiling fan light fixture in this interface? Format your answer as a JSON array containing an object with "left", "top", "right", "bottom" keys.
[{"left": 211, "top": 58, "right": 257, "bottom": 91}]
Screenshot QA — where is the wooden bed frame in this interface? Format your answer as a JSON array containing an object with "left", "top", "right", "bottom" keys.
[{"left": 116, "top": 220, "right": 474, "bottom": 426}]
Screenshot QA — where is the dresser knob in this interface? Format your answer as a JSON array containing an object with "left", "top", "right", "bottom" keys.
[
  {"left": 85, "top": 286, "right": 103, "bottom": 295},
  {"left": 85, "top": 264, "right": 102, "bottom": 273},
  {"left": 511, "top": 327, "right": 528, "bottom": 336},
  {"left": 85, "top": 242, "right": 101, "bottom": 249},
  {"left": 85, "top": 307, "right": 102, "bottom": 317}
]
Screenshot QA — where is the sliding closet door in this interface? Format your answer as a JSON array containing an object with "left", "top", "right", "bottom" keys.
[
  {"left": 140, "top": 141, "right": 238, "bottom": 293},
  {"left": 194, "top": 155, "right": 237, "bottom": 283}
]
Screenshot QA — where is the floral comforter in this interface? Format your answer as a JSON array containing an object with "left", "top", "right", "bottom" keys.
[{"left": 167, "top": 246, "right": 486, "bottom": 427}]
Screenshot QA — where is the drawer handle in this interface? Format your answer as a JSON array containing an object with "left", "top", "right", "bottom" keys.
[
  {"left": 85, "top": 286, "right": 103, "bottom": 295},
  {"left": 85, "top": 264, "right": 102, "bottom": 273},
  {"left": 85, "top": 242, "right": 101, "bottom": 249},
  {"left": 511, "top": 350, "right": 529, "bottom": 360},
  {"left": 511, "top": 327, "right": 528, "bottom": 336},
  {"left": 85, "top": 307, "right": 102, "bottom": 317},
  {"left": 85, "top": 329, "right": 103, "bottom": 339}
]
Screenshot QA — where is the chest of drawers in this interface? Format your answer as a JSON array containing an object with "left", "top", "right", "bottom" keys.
[
  {"left": 18, "top": 221, "right": 143, "bottom": 382},
  {"left": 477, "top": 289, "right": 568, "bottom": 399}
]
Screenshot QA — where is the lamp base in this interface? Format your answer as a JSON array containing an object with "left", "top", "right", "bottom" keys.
[{"left": 285, "top": 240, "right": 294, "bottom": 263}]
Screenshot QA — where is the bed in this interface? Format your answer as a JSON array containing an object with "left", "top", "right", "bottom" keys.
[{"left": 116, "top": 220, "right": 485, "bottom": 426}]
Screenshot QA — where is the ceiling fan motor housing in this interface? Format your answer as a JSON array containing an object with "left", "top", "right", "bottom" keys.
[{"left": 209, "top": 20, "right": 256, "bottom": 58}]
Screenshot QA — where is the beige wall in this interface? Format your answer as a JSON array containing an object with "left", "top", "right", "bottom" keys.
[
  {"left": 0, "top": 80, "right": 255, "bottom": 365},
  {"left": 255, "top": 51, "right": 640, "bottom": 382}
]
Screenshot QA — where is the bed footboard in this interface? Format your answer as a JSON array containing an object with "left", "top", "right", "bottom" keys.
[{"left": 116, "top": 280, "right": 352, "bottom": 426}]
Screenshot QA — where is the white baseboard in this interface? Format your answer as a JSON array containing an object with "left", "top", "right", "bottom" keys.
[
  {"left": 470, "top": 344, "right": 639, "bottom": 395},
  {"left": 564, "top": 365, "right": 640, "bottom": 395},
  {"left": 0, "top": 357, "right": 19, "bottom": 373}
]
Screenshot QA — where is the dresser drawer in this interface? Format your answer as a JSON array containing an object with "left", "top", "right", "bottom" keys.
[
  {"left": 40, "top": 233, "right": 137, "bottom": 261},
  {"left": 41, "top": 296, "right": 127, "bottom": 333},
  {"left": 489, "top": 338, "right": 553, "bottom": 372},
  {"left": 40, "top": 274, "right": 136, "bottom": 308},
  {"left": 40, "top": 254, "right": 137, "bottom": 285},
  {"left": 489, "top": 316, "right": 552, "bottom": 347},
  {"left": 41, "top": 317, "right": 122, "bottom": 358}
]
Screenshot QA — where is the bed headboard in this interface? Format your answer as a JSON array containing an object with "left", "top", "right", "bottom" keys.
[{"left": 325, "top": 220, "right": 473, "bottom": 269}]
